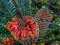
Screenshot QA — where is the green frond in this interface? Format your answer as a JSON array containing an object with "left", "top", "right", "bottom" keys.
[
  {"left": 1, "top": 0, "right": 16, "bottom": 17},
  {"left": 15, "top": 0, "right": 36, "bottom": 16}
]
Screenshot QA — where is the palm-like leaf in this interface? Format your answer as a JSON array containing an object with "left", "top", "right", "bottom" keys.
[
  {"left": 0, "top": 1, "right": 12, "bottom": 42},
  {"left": 0, "top": 0, "right": 38, "bottom": 45},
  {"left": 1, "top": 0, "right": 16, "bottom": 17},
  {"left": 15, "top": 0, "right": 36, "bottom": 16},
  {"left": 1, "top": 0, "right": 60, "bottom": 44}
]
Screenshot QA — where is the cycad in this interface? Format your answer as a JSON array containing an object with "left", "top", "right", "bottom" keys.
[
  {"left": 1, "top": 0, "right": 16, "bottom": 17},
  {"left": 0, "top": 0, "right": 11, "bottom": 42},
  {"left": 1, "top": 0, "right": 38, "bottom": 45},
  {"left": 1, "top": 0, "right": 60, "bottom": 45},
  {"left": 15, "top": 0, "right": 36, "bottom": 16}
]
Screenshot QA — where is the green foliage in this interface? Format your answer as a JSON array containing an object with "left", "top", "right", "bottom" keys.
[
  {"left": 0, "top": 0, "right": 11, "bottom": 42},
  {"left": 0, "top": 0, "right": 60, "bottom": 44},
  {"left": 15, "top": 0, "right": 36, "bottom": 16},
  {"left": 1, "top": 0, "right": 16, "bottom": 17}
]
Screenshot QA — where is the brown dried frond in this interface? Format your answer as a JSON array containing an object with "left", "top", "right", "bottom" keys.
[
  {"left": 16, "top": 10, "right": 25, "bottom": 29},
  {"left": 35, "top": 9, "right": 53, "bottom": 30}
]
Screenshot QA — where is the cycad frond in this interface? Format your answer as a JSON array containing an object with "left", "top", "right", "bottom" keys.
[
  {"left": 1, "top": 0, "right": 16, "bottom": 17},
  {"left": 15, "top": 0, "right": 36, "bottom": 16}
]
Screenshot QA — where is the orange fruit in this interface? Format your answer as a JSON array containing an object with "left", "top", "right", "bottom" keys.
[
  {"left": 6, "top": 21, "right": 11, "bottom": 29},
  {"left": 12, "top": 18, "right": 17, "bottom": 22}
]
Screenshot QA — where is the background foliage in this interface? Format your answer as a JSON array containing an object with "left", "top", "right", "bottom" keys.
[{"left": 0, "top": 0, "right": 60, "bottom": 44}]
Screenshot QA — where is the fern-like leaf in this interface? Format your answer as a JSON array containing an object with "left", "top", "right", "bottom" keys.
[
  {"left": 1, "top": 0, "right": 16, "bottom": 17},
  {"left": 15, "top": 0, "right": 36, "bottom": 16}
]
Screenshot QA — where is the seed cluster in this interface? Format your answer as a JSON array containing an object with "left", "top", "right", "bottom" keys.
[{"left": 6, "top": 16, "right": 38, "bottom": 39}]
